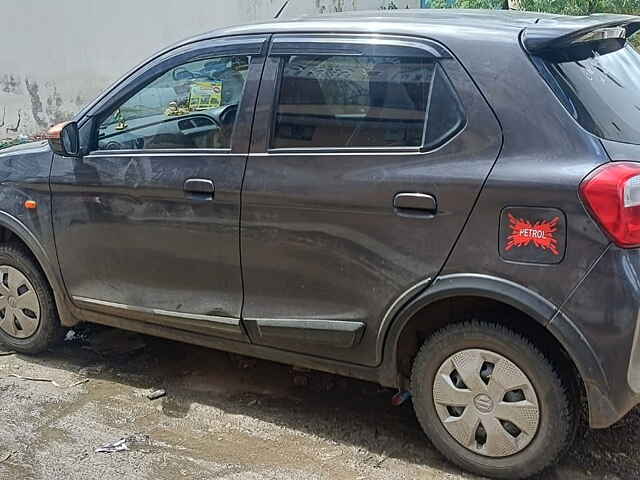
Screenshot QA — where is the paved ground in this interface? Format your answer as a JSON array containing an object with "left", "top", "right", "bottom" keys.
[{"left": 0, "top": 325, "right": 637, "bottom": 480}]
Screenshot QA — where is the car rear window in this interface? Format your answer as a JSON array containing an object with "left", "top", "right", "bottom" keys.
[{"left": 542, "top": 39, "right": 640, "bottom": 145}]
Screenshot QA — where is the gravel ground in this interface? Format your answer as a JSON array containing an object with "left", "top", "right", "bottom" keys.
[{"left": 0, "top": 324, "right": 638, "bottom": 480}]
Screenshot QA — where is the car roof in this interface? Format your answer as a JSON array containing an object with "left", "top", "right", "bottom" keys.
[
  {"left": 291, "top": 8, "right": 548, "bottom": 28},
  {"left": 192, "top": 9, "right": 535, "bottom": 42},
  {"left": 183, "top": 8, "right": 637, "bottom": 44}
]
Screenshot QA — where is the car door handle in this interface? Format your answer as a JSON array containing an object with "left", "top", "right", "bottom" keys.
[
  {"left": 184, "top": 178, "right": 215, "bottom": 200},
  {"left": 393, "top": 193, "right": 437, "bottom": 213}
]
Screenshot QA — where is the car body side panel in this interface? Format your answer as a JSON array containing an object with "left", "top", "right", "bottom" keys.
[
  {"left": 438, "top": 29, "right": 611, "bottom": 308},
  {"left": 240, "top": 40, "right": 502, "bottom": 367},
  {"left": 430, "top": 25, "right": 618, "bottom": 426},
  {"left": 551, "top": 246, "right": 640, "bottom": 428},
  {"left": 547, "top": 141, "right": 640, "bottom": 428},
  {"left": 0, "top": 142, "right": 56, "bottom": 257},
  {"left": 0, "top": 142, "right": 79, "bottom": 328},
  {"left": 50, "top": 149, "right": 249, "bottom": 341}
]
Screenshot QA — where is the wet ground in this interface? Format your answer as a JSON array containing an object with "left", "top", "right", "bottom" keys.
[{"left": 0, "top": 324, "right": 638, "bottom": 480}]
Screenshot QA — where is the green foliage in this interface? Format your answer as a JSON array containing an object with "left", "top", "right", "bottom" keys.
[
  {"left": 516, "top": 0, "right": 640, "bottom": 15},
  {"left": 428, "top": 0, "right": 504, "bottom": 8},
  {"left": 455, "top": 0, "right": 505, "bottom": 8},
  {"left": 430, "top": 0, "right": 640, "bottom": 14},
  {"left": 431, "top": 0, "right": 640, "bottom": 46}
]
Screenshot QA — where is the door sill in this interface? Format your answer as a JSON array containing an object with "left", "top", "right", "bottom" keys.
[{"left": 77, "top": 307, "right": 384, "bottom": 386}]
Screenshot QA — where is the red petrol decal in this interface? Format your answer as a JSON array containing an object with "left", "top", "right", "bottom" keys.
[
  {"left": 505, "top": 214, "right": 560, "bottom": 255},
  {"left": 499, "top": 207, "right": 566, "bottom": 265}
]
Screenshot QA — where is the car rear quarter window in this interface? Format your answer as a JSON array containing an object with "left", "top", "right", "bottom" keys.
[
  {"left": 425, "top": 64, "right": 465, "bottom": 149},
  {"left": 271, "top": 54, "right": 464, "bottom": 150},
  {"left": 541, "top": 39, "right": 640, "bottom": 145}
]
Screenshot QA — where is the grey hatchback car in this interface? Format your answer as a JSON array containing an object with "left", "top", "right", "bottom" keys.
[{"left": 1, "top": 8, "right": 640, "bottom": 478}]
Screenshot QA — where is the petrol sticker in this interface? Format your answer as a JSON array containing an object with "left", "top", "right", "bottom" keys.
[
  {"left": 505, "top": 214, "right": 560, "bottom": 255},
  {"left": 499, "top": 207, "right": 566, "bottom": 264}
]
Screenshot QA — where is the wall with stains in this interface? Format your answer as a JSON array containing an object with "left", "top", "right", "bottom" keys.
[{"left": 0, "top": 0, "right": 419, "bottom": 138}]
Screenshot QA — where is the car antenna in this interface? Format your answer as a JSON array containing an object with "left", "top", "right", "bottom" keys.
[{"left": 274, "top": 0, "right": 289, "bottom": 19}]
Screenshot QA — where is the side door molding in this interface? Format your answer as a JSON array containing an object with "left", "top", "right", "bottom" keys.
[
  {"left": 244, "top": 318, "right": 366, "bottom": 349},
  {"left": 74, "top": 296, "right": 246, "bottom": 341}
]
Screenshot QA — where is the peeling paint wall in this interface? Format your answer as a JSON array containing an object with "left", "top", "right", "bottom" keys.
[{"left": 0, "top": 0, "right": 419, "bottom": 138}]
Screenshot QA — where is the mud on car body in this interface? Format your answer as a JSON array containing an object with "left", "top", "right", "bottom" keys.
[{"left": 1, "top": 9, "right": 640, "bottom": 479}]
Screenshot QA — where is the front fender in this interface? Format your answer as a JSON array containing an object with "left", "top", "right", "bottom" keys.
[{"left": 0, "top": 211, "right": 77, "bottom": 327}]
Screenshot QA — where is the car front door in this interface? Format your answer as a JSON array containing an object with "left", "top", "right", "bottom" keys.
[
  {"left": 51, "top": 35, "right": 267, "bottom": 341},
  {"left": 240, "top": 34, "right": 502, "bottom": 364}
]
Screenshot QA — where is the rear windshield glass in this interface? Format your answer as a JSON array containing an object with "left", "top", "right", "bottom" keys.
[{"left": 544, "top": 39, "right": 640, "bottom": 145}]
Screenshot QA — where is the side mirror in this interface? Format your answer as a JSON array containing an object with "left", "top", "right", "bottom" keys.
[{"left": 46, "top": 121, "right": 80, "bottom": 157}]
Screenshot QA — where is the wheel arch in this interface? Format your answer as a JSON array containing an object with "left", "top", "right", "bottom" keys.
[
  {"left": 379, "top": 274, "right": 607, "bottom": 423},
  {"left": 0, "top": 211, "right": 77, "bottom": 327}
]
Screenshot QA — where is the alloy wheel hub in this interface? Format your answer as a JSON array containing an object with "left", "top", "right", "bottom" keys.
[
  {"left": 0, "top": 265, "right": 41, "bottom": 339},
  {"left": 432, "top": 348, "right": 540, "bottom": 458}
]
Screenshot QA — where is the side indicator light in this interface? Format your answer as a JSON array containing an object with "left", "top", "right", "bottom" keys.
[{"left": 24, "top": 200, "right": 37, "bottom": 210}]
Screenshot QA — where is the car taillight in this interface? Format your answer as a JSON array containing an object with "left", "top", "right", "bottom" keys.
[{"left": 580, "top": 162, "right": 640, "bottom": 248}]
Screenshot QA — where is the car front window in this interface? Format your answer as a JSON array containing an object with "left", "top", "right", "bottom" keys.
[{"left": 97, "top": 55, "right": 250, "bottom": 151}]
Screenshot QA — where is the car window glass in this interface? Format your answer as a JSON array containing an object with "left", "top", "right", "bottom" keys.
[
  {"left": 97, "top": 55, "right": 250, "bottom": 151},
  {"left": 425, "top": 64, "right": 465, "bottom": 149},
  {"left": 272, "top": 54, "right": 436, "bottom": 149},
  {"left": 543, "top": 40, "right": 640, "bottom": 145}
]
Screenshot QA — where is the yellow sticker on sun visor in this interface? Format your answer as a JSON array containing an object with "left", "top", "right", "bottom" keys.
[{"left": 189, "top": 81, "right": 222, "bottom": 110}]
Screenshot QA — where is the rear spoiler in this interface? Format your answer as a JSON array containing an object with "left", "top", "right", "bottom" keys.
[{"left": 523, "top": 14, "right": 640, "bottom": 54}]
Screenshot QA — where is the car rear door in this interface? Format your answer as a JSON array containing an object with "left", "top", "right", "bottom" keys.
[
  {"left": 240, "top": 34, "right": 502, "bottom": 365},
  {"left": 51, "top": 35, "right": 267, "bottom": 341}
]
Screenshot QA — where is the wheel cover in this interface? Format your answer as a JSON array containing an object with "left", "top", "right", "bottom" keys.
[
  {"left": 0, "top": 265, "right": 41, "bottom": 339},
  {"left": 432, "top": 348, "right": 540, "bottom": 458}
]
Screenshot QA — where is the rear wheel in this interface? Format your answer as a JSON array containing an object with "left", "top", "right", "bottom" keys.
[
  {"left": 411, "top": 321, "right": 576, "bottom": 479},
  {"left": 0, "top": 244, "right": 63, "bottom": 353}
]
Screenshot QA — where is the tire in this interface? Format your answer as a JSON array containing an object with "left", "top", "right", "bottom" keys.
[
  {"left": 0, "top": 243, "right": 64, "bottom": 354},
  {"left": 411, "top": 321, "right": 577, "bottom": 479}
]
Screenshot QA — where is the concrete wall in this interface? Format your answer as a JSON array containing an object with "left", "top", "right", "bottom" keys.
[{"left": 0, "top": 0, "right": 419, "bottom": 138}]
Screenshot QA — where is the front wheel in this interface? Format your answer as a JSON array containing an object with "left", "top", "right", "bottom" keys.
[
  {"left": 0, "top": 244, "right": 64, "bottom": 353},
  {"left": 411, "top": 321, "right": 577, "bottom": 479}
]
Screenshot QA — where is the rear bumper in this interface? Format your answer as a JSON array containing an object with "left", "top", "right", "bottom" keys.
[{"left": 555, "top": 245, "right": 640, "bottom": 428}]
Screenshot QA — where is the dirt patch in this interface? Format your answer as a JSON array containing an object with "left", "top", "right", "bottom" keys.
[
  {"left": 24, "top": 78, "right": 47, "bottom": 130},
  {"left": 0, "top": 325, "right": 636, "bottom": 479}
]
